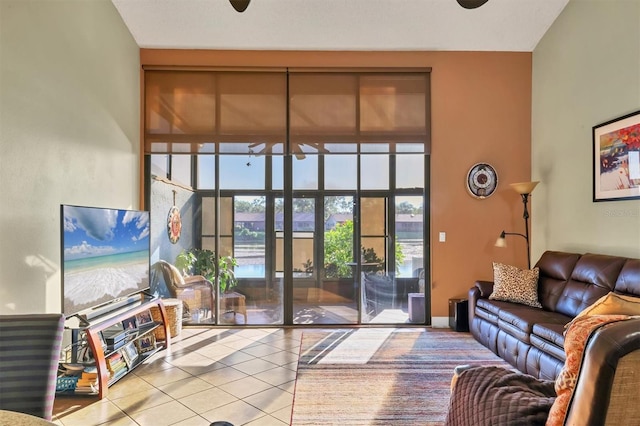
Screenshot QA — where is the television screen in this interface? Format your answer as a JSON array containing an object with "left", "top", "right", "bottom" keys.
[{"left": 61, "top": 204, "right": 151, "bottom": 318}]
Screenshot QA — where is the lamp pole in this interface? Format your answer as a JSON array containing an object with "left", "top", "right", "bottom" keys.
[
  {"left": 496, "top": 181, "right": 539, "bottom": 270},
  {"left": 521, "top": 192, "right": 531, "bottom": 270}
]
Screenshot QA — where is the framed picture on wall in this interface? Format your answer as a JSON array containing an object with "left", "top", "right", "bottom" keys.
[{"left": 593, "top": 109, "right": 640, "bottom": 201}]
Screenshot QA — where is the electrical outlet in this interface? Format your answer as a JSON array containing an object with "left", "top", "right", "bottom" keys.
[{"left": 439, "top": 232, "right": 446, "bottom": 242}]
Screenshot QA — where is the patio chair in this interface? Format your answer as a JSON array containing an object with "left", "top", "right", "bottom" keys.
[{"left": 150, "top": 260, "right": 215, "bottom": 322}]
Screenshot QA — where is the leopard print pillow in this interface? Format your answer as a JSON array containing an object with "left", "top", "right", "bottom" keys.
[{"left": 490, "top": 262, "right": 542, "bottom": 308}]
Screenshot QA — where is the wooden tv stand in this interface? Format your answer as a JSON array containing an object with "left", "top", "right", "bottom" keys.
[{"left": 62, "top": 296, "right": 171, "bottom": 399}]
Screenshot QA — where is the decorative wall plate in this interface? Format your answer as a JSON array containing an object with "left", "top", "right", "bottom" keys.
[
  {"left": 167, "top": 206, "right": 182, "bottom": 244},
  {"left": 466, "top": 163, "right": 498, "bottom": 199}
]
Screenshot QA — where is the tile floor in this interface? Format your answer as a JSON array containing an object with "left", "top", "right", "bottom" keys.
[{"left": 53, "top": 327, "right": 305, "bottom": 426}]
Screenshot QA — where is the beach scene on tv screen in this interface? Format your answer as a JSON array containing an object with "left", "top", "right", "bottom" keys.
[{"left": 63, "top": 205, "right": 150, "bottom": 315}]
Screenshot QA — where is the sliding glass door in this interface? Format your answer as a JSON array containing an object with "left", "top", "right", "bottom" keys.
[{"left": 145, "top": 68, "right": 430, "bottom": 326}]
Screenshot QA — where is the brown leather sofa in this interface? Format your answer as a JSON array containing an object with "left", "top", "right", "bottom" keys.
[
  {"left": 446, "top": 317, "right": 640, "bottom": 425},
  {"left": 468, "top": 250, "right": 640, "bottom": 380}
]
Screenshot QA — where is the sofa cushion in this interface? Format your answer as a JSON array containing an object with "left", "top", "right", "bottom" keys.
[
  {"left": 536, "top": 251, "right": 580, "bottom": 311},
  {"left": 475, "top": 307, "right": 499, "bottom": 325},
  {"left": 614, "top": 258, "right": 640, "bottom": 297},
  {"left": 554, "top": 253, "right": 625, "bottom": 317},
  {"left": 532, "top": 322, "right": 566, "bottom": 348},
  {"left": 530, "top": 335, "right": 565, "bottom": 362},
  {"left": 498, "top": 306, "right": 543, "bottom": 334},
  {"left": 476, "top": 298, "right": 514, "bottom": 316},
  {"left": 490, "top": 263, "right": 542, "bottom": 308}
]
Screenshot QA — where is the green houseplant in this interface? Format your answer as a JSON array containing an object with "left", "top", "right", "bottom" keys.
[{"left": 175, "top": 249, "right": 238, "bottom": 293}]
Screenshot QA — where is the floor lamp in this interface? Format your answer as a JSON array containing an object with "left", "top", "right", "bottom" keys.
[{"left": 495, "top": 181, "right": 539, "bottom": 269}]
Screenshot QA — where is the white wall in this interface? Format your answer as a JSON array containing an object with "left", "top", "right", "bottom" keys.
[
  {"left": 532, "top": 0, "right": 640, "bottom": 260},
  {"left": 0, "top": 1, "right": 140, "bottom": 314}
]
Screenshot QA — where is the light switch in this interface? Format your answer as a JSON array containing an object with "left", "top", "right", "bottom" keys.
[{"left": 439, "top": 232, "right": 446, "bottom": 242}]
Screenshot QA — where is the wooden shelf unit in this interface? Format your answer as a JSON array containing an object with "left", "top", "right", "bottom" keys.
[{"left": 64, "top": 296, "right": 171, "bottom": 399}]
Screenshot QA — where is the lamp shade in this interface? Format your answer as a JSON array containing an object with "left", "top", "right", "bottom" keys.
[
  {"left": 495, "top": 234, "right": 507, "bottom": 247},
  {"left": 510, "top": 181, "right": 539, "bottom": 195}
]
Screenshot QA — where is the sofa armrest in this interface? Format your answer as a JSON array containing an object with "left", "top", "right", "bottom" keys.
[
  {"left": 468, "top": 280, "right": 494, "bottom": 326},
  {"left": 474, "top": 280, "right": 494, "bottom": 298},
  {"left": 566, "top": 317, "right": 640, "bottom": 425}
]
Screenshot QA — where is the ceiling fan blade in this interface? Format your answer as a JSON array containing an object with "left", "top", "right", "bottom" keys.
[
  {"left": 229, "top": 0, "right": 250, "bottom": 12},
  {"left": 457, "top": 0, "right": 489, "bottom": 9}
]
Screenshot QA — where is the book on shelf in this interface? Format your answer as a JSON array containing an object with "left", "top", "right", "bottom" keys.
[
  {"left": 107, "top": 359, "right": 127, "bottom": 374},
  {"left": 106, "top": 338, "right": 127, "bottom": 352},
  {"left": 102, "top": 324, "right": 128, "bottom": 346},
  {"left": 106, "top": 351, "right": 123, "bottom": 366},
  {"left": 109, "top": 366, "right": 128, "bottom": 383},
  {"left": 81, "top": 370, "right": 98, "bottom": 381}
]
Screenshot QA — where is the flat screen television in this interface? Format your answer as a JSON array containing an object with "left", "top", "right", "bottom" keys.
[{"left": 61, "top": 204, "right": 151, "bottom": 318}]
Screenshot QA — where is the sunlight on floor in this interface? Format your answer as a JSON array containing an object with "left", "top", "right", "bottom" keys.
[{"left": 317, "top": 328, "right": 395, "bottom": 365}]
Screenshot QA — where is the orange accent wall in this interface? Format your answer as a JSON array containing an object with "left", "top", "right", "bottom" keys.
[{"left": 141, "top": 49, "right": 532, "bottom": 318}]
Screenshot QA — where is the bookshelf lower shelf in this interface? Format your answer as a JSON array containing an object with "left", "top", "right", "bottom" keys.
[{"left": 59, "top": 296, "right": 171, "bottom": 399}]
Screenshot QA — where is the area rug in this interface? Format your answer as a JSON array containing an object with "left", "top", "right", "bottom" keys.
[{"left": 291, "top": 328, "right": 513, "bottom": 425}]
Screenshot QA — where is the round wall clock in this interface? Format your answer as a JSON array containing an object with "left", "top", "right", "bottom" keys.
[
  {"left": 167, "top": 206, "right": 182, "bottom": 244},
  {"left": 466, "top": 163, "right": 498, "bottom": 199}
]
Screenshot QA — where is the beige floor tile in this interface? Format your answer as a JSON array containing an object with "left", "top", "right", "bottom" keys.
[
  {"left": 260, "top": 349, "right": 300, "bottom": 367},
  {"left": 232, "top": 328, "right": 276, "bottom": 340},
  {"left": 201, "top": 399, "right": 266, "bottom": 425},
  {"left": 107, "top": 374, "right": 156, "bottom": 399},
  {"left": 56, "top": 399, "right": 128, "bottom": 426},
  {"left": 244, "top": 414, "right": 289, "bottom": 425},
  {"left": 157, "top": 376, "right": 214, "bottom": 399},
  {"left": 240, "top": 343, "right": 284, "bottom": 358},
  {"left": 136, "top": 365, "right": 193, "bottom": 387},
  {"left": 199, "top": 365, "right": 248, "bottom": 386},
  {"left": 243, "top": 387, "right": 295, "bottom": 414},
  {"left": 178, "top": 360, "right": 228, "bottom": 376},
  {"left": 165, "top": 350, "right": 216, "bottom": 366},
  {"left": 110, "top": 387, "right": 174, "bottom": 414},
  {"left": 216, "top": 348, "right": 257, "bottom": 366},
  {"left": 220, "top": 336, "right": 261, "bottom": 351},
  {"left": 258, "top": 337, "right": 302, "bottom": 352},
  {"left": 128, "top": 400, "right": 198, "bottom": 426},
  {"left": 217, "top": 375, "right": 275, "bottom": 399},
  {"left": 271, "top": 405, "right": 294, "bottom": 424},
  {"left": 194, "top": 344, "right": 240, "bottom": 361},
  {"left": 132, "top": 357, "right": 175, "bottom": 376},
  {"left": 253, "top": 366, "right": 297, "bottom": 386},
  {"left": 232, "top": 358, "right": 279, "bottom": 375},
  {"left": 178, "top": 386, "right": 239, "bottom": 413},
  {"left": 169, "top": 415, "right": 213, "bottom": 426},
  {"left": 277, "top": 379, "right": 296, "bottom": 393},
  {"left": 283, "top": 360, "right": 299, "bottom": 371}
]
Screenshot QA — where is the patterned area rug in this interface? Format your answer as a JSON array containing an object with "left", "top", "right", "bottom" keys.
[{"left": 291, "top": 328, "right": 513, "bottom": 425}]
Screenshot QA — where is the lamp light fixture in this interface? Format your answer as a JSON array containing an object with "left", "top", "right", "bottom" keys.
[
  {"left": 229, "top": 0, "right": 250, "bottom": 12},
  {"left": 495, "top": 181, "right": 540, "bottom": 269}
]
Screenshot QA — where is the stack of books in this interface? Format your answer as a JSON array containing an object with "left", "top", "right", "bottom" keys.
[
  {"left": 75, "top": 367, "right": 99, "bottom": 394},
  {"left": 103, "top": 326, "right": 128, "bottom": 352},
  {"left": 106, "top": 351, "right": 128, "bottom": 382}
]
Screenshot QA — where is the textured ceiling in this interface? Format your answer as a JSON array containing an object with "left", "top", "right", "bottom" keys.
[{"left": 112, "top": 0, "right": 570, "bottom": 52}]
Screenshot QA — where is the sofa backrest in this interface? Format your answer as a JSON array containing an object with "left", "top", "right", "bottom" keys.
[
  {"left": 536, "top": 251, "right": 580, "bottom": 311},
  {"left": 554, "top": 253, "right": 627, "bottom": 317},
  {"left": 536, "top": 251, "right": 638, "bottom": 317},
  {"left": 614, "top": 258, "right": 640, "bottom": 297},
  {"left": 537, "top": 251, "right": 629, "bottom": 317}
]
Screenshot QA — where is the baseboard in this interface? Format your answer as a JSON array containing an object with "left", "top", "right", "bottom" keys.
[{"left": 431, "top": 316, "right": 450, "bottom": 328}]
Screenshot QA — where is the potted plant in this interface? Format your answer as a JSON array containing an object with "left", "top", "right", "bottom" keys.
[{"left": 175, "top": 249, "right": 238, "bottom": 293}]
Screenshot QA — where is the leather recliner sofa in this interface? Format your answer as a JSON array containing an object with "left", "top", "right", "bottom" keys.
[{"left": 468, "top": 250, "right": 640, "bottom": 380}]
